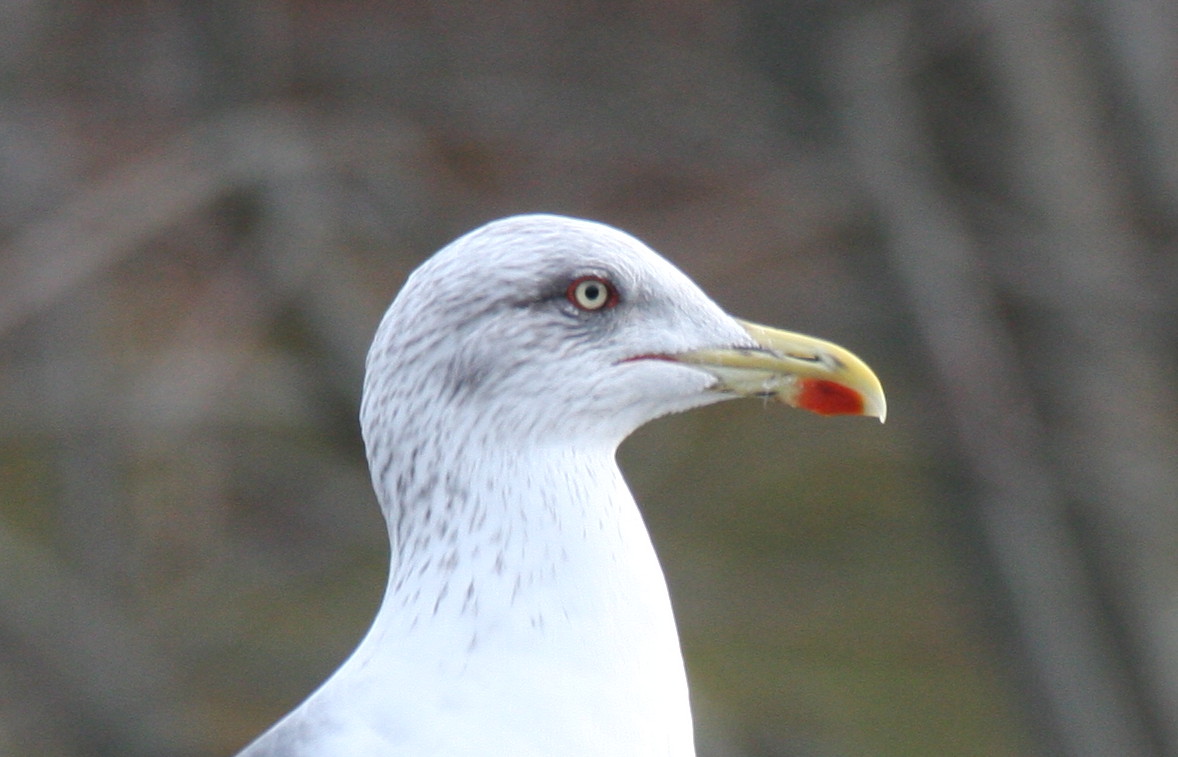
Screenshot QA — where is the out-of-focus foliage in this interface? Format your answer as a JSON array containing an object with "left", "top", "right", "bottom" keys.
[{"left": 1, "top": 2, "right": 1175, "bottom": 756}]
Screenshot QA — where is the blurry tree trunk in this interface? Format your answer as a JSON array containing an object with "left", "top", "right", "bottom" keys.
[
  {"left": 1093, "top": 0, "right": 1178, "bottom": 214},
  {"left": 0, "top": 106, "right": 422, "bottom": 754},
  {"left": 829, "top": 3, "right": 1178, "bottom": 755},
  {"left": 977, "top": 0, "right": 1178, "bottom": 751}
]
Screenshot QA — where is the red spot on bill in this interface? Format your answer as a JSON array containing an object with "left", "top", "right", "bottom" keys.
[{"left": 796, "top": 378, "right": 865, "bottom": 416}]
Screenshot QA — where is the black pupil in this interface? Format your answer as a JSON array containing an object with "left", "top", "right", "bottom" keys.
[{"left": 584, "top": 283, "right": 601, "bottom": 301}]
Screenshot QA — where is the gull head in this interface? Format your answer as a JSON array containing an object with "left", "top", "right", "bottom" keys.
[
  {"left": 236, "top": 213, "right": 885, "bottom": 757},
  {"left": 360, "top": 214, "right": 884, "bottom": 456}
]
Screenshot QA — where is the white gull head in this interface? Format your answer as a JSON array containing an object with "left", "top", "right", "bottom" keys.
[{"left": 237, "top": 214, "right": 884, "bottom": 757}]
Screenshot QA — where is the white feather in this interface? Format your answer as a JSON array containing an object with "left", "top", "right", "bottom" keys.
[{"left": 237, "top": 215, "right": 757, "bottom": 756}]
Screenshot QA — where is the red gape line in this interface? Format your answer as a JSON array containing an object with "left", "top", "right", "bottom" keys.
[
  {"left": 796, "top": 378, "right": 865, "bottom": 416},
  {"left": 617, "top": 353, "right": 675, "bottom": 364}
]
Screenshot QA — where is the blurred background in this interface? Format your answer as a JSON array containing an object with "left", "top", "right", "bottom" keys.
[{"left": 1, "top": 1, "right": 1176, "bottom": 755}]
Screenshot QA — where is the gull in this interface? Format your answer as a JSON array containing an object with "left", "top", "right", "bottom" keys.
[{"left": 236, "top": 214, "right": 885, "bottom": 756}]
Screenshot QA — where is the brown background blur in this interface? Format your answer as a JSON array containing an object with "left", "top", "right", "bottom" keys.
[{"left": 1, "top": 2, "right": 1176, "bottom": 756}]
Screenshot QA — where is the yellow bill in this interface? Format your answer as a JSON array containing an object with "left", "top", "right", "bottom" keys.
[{"left": 675, "top": 319, "right": 886, "bottom": 422}]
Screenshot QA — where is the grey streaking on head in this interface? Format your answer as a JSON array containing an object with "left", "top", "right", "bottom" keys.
[{"left": 236, "top": 214, "right": 884, "bottom": 757}]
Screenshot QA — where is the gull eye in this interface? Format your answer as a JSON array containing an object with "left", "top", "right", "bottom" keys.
[{"left": 567, "top": 276, "right": 618, "bottom": 311}]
